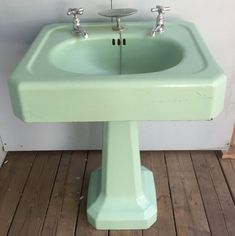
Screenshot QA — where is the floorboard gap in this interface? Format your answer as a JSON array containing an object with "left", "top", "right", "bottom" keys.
[
  {"left": 74, "top": 151, "right": 89, "bottom": 236},
  {"left": 164, "top": 151, "right": 178, "bottom": 236}
]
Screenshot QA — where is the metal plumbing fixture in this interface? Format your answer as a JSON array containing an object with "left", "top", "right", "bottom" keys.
[
  {"left": 151, "top": 5, "right": 170, "bottom": 37},
  {"left": 67, "top": 8, "right": 88, "bottom": 38}
]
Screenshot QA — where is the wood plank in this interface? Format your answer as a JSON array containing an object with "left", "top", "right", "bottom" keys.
[
  {"left": 0, "top": 152, "right": 36, "bottom": 236},
  {"left": 110, "top": 231, "right": 142, "bottom": 236},
  {"left": 191, "top": 151, "right": 234, "bottom": 236},
  {"left": 222, "top": 148, "right": 235, "bottom": 159},
  {"left": 220, "top": 157, "right": 235, "bottom": 201},
  {"left": 8, "top": 151, "right": 62, "bottom": 236},
  {"left": 41, "top": 151, "right": 87, "bottom": 236},
  {"left": 75, "top": 151, "right": 108, "bottom": 236},
  {"left": 165, "top": 151, "right": 211, "bottom": 236},
  {"left": 204, "top": 152, "right": 235, "bottom": 236},
  {"left": 204, "top": 152, "right": 234, "bottom": 206},
  {"left": 219, "top": 156, "right": 235, "bottom": 235},
  {"left": 142, "top": 151, "right": 176, "bottom": 236}
]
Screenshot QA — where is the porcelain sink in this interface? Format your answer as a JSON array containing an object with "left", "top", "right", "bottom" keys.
[
  {"left": 9, "top": 22, "right": 227, "bottom": 122},
  {"left": 8, "top": 20, "right": 228, "bottom": 230},
  {"left": 50, "top": 35, "right": 183, "bottom": 75}
]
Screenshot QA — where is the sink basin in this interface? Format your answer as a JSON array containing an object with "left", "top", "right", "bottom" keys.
[
  {"left": 50, "top": 37, "right": 183, "bottom": 75},
  {"left": 9, "top": 21, "right": 227, "bottom": 122}
]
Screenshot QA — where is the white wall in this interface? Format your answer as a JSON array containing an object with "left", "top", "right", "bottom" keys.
[
  {"left": 0, "top": 0, "right": 234, "bottom": 151},
  {"left": 0, "top": 147, "right": 6, "bottom": 166}
]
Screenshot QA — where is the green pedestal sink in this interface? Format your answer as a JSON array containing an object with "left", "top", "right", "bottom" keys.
[{"left": 8, "top": 21, "right": 227, "bottom": 230}]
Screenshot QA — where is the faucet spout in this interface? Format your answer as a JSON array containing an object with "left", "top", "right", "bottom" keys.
[
  {"left": 80, "top": 30, "right": 88, "bottom": 39},
  {"left": 73, "top": 24, "right": 88, "bottom": 39},
  {"left": 151, "top": 25, "right": 164, "bottom": 37}
]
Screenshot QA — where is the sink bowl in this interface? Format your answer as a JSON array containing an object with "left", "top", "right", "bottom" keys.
[
  {"left": 9, "top": 22, "right": 227, "bottom": 122},
  {"left": 50, "top": 37, "right": 183, "bottom": 75}
]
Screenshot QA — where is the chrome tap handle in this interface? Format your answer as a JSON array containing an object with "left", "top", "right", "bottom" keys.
[
  {"left": 67, "top": 8, "right": 88, "bottom": 38},
  {"left": 150, "top": 5, "right": 170, "bottom": 37},
  {"left": 67, "top": 8, "right": 84, "bottom": 17},
  {"left": 151, "top": 5, "right": 170, "bottom": 14}
]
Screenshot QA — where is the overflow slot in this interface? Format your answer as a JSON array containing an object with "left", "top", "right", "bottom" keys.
[{"left": 111, "top": 38, "right": 127, "bottom": 46}]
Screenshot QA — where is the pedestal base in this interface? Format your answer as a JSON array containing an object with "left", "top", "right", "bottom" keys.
[
  {"left": 87, "top": 166, "right": 157, "bottom": 229},
  {"left": 86, "top": 121, "right": 157, "bottom": 229}
]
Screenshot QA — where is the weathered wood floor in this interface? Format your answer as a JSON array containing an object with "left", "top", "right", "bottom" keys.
[{"left": 0, "top": 151, "right": 235, "bottom": 236}]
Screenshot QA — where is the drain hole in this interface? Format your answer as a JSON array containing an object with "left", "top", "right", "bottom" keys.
[
  {"left": 117, "top": 39, "right": 121, "bottom": 46},
  {"left": 123, "top": 38, "right": 126, "bottom": 45},
  {"left": 112, "top": 39, "right": 116, "bottom": 46}
]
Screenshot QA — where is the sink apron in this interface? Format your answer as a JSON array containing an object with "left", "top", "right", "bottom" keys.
[{"left": 87, "top": 121, "right": 157, "bottom": 229}]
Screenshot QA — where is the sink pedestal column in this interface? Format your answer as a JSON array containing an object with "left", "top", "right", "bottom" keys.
[{"left": 87, "top": 121, "right": 157, "bottom": 229}]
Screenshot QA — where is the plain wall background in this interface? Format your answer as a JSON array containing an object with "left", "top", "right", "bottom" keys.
[{"left": 0, "top": 0, "right": 234, "bottom": 151}]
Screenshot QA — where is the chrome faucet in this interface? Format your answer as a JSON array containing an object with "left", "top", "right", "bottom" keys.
[
  {"left": 67, "top": 8, "right": 88, "bottom": 38},
  {"left": 151, "top": 5, "right": 170, "bottom": 37}
]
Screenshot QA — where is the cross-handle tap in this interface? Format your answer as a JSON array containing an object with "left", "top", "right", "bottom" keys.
[
  {"left": 151, "top": 5, "right": 170, "bottom": 37},
  {"left": 151, "top": 5, "right": 170, "bottom": 14},
  {"left": 67, "top": 8, "right": 84, "bottom": 17},
  {"left": 67, "top": 8, "right": 88, "bottom": 38}
]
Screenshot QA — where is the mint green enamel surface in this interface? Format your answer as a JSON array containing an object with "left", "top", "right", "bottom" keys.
[
  {"left": 121, "top": 38, "right": 183, "bottom": 74},
  {"left": 50, "top": 38, "right": 120, "bottom": 75},
  {"left": 87, "top": 121, "right": 157, "bottom": 229},
  {"left": 9, "top": 21, "right": 227, "bottom": 122}
]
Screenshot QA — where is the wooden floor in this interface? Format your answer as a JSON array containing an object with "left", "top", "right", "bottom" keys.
[{"left": 0, "top": 151, "right": 235, "bottom": 236}]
